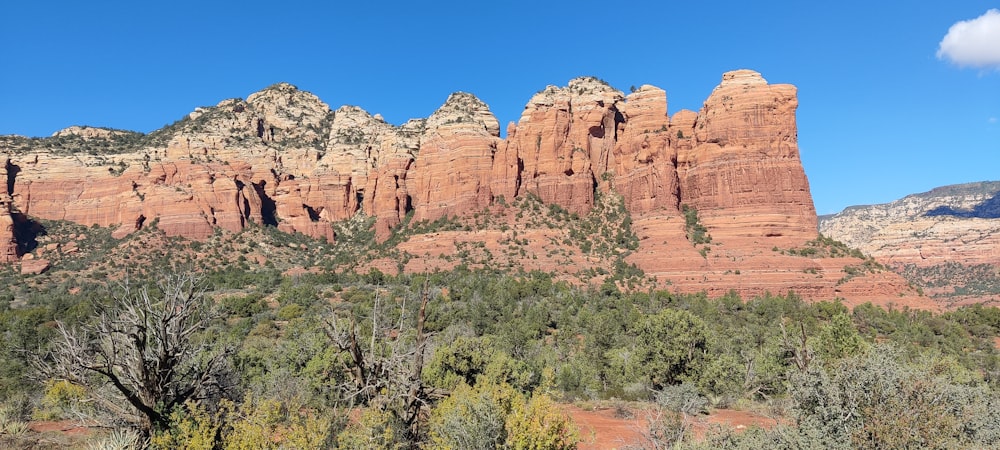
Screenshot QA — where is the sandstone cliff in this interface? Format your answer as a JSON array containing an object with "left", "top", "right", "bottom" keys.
[
  {"left": 0, "top": 71, "right": 911, "bottom": 304},
  {"left": 677, "top": 70, "right": 816, "bottom": 242}
]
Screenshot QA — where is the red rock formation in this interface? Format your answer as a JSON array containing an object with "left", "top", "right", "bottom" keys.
[
  {"left": 139, "top": 162, "right": 266, "bottom": 239},
  {"left": 1, "top": 157, "right": 18, "bottom": 263},
  {"left": 20, "top": 257, "right": 49, "bottom": 275},
  {"left": 500, "top": 77, "right": 624, "bottom": 215},
  {"left": 675, "top": 70, "right": 816, "bottom": 245},
  {"left": 364, "top": 156, "right": 412, "bottom": 240},
  {"left": 409, "top": 93, "right": 500, "bottom": 223},
  {"left": 490, "top": 122, "right": 521, "bottom": 203},
  {"left": 11, "top": 158, "right": 270, "bottom": 240},
  {"left": 1, "top": 71, "right": 897, "bottom": 305},
  {"left": 611, "top": 86, "right": 679, "bottom": 214}
]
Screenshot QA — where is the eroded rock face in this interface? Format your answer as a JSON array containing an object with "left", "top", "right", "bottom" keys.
[
  {"left": 5, "top": 73, "right": 815, "bottom": 246},
  {"left": 501, "top": 77, "right": 625, "bottom": 215},
  {"left": 364, "top": 156, "right": 412, "bottom": 240},
  {"left": 1, "top": 157, "right": 18, "bottom": 263},
  {"left": 612, "top": 85, "right": 678, "bottom": 214},
  {"left": 410, "top": 93, "right": 500, "bottom": 223}
]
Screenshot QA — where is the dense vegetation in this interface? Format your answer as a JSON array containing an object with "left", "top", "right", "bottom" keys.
[{"left": 1, "top": 259, "right": 998, "bottom": 448}]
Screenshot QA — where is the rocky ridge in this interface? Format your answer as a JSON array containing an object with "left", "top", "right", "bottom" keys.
[
  {"left": 0, "top": 71, "right": 919, "bottom": 305},
  {"left": 820, "top": 182, "right": 1000, "bottom": 267},
  {"left": 820, "top": 182, "right": 1000, "bottom": 304}
]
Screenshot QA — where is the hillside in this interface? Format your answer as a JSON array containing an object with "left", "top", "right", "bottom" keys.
[
  {"left": 1, "top": 70, "right": 921, "bottom": 306},
  {"left": 820, "top": 181, "right": 1000, "bottom": 306}
]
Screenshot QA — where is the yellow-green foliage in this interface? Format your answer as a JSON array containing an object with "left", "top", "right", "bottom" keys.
[
  {"left": 506, "top": 393, "right": 579, "bottom": 450},
  {"left": 335, "top": 407, "right": 405, "bottom": 450},
  {"left": 815, "top": 312, "right": 867, "bottom": 362},
  {"left": 34, "top": 379, "right": 88, "bottom": 420},
  {"left": 151, "top": 396, "right": 330, "bottom": 450},
  {"left": 277, "top": 413, "right": 330, "bottom": 450},
  {"left": 423, "top": 336, "right": 534, "bottom": 391},
  {"left": 223, "top": 395, "right": 329, "bottom": 450},
  {"left": 150, "top": 401, "right": 219, "bottom": 450},
  {"left": 427, "top": 382, "right": 520, "bottom": 450},
  {"left": 221, "top": 397, "right": 281, "bottom": 450},
  {"left": 428, "top": 382, "right": 578, "bottom": 450}
]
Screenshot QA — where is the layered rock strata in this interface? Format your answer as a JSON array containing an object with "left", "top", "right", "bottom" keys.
[{"left": 676, "top": 70, "right": 816, "bottom": 243}]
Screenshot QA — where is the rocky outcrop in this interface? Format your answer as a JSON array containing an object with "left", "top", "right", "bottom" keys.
[
  {"left": 611, "top": 85, "right": 678, "bottom": 214},
  {"left": 409, "top": 93, "right": 500, "bottom": 223},
  {"left": 52, "top": 126, "right": 139, "bottom": 141},
  {"left": 362, "top": 156, "right": 410, "bottom": 240},
  {"left": 4, "top": 72, "right": 814, "bottom": 247},
  {"left": 499, "top": 77, "right": 624, "bottom": 215},
  {"left": 10, "top": 159, "right": 267, "bottom": 240},
  {"left": 19, "top": 256, "right": 49, "bottom": 275}
]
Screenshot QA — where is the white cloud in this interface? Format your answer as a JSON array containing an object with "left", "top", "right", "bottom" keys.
[
  {"left": 937, "top": 9, "right": 1000, "bottom": 69},
  {"left": 990, "top": 117, "right": 998, "bottom": 124}
]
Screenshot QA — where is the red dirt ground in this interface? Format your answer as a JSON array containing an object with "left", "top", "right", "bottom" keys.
[
  {"left": 29, "top": 420, "right": 93, "bottom": 436},
  {"left": 29, "top": 420, "right": 95, "bottom": 437},
  {"left": 30, "top": 407, "right": 783, "bottom": 448},
  {"left": 566, "top": 405, "right": 783, "bottom": 449}
]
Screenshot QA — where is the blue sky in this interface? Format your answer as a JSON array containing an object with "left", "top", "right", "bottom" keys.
[{"left": 1, "top": 1, "right": 997, "bottom": 215}]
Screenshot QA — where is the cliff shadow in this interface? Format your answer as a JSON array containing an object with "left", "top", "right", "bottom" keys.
[
  {"left": 925, "top": 190, "right": 1000, "bottom": 219},
  {"left": 12, "top": 212, "right": 43, "bottom": 255},
  {"left": 252, "top": 181, "right": 279, "bottom": 227}
]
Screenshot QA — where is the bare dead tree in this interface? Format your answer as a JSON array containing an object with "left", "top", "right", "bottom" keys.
[
  {"left": 780, "top": 320, "right": 813, "bottom": 372},
  {"left": 38, "top": 273, "right": 230, "bottom": 435},
  {"left": 323, "top": 284, "right": 441, "bottom": 443}
]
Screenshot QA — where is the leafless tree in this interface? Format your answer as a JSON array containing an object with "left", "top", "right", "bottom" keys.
[
  {"left": 38, "top": 274, "right": 230, "bottom": 435},
  {"left": 780, "top": 320, "right": 813, "bottom": 371},
  {"left": 324, "top": 285, "right": 443, "bottom": 442}
]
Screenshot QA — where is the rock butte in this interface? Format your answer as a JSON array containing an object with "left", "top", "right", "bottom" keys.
[{"left": 0, "top": 70, "right": 922, "bottom": 306}]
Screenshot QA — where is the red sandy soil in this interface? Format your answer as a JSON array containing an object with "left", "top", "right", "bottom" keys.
[
  {"left": 566, "top": 405, "right": 782, "bottom": 450},
  {"left": 29, "top": 420, "right": 94, "bottom": 436}
]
